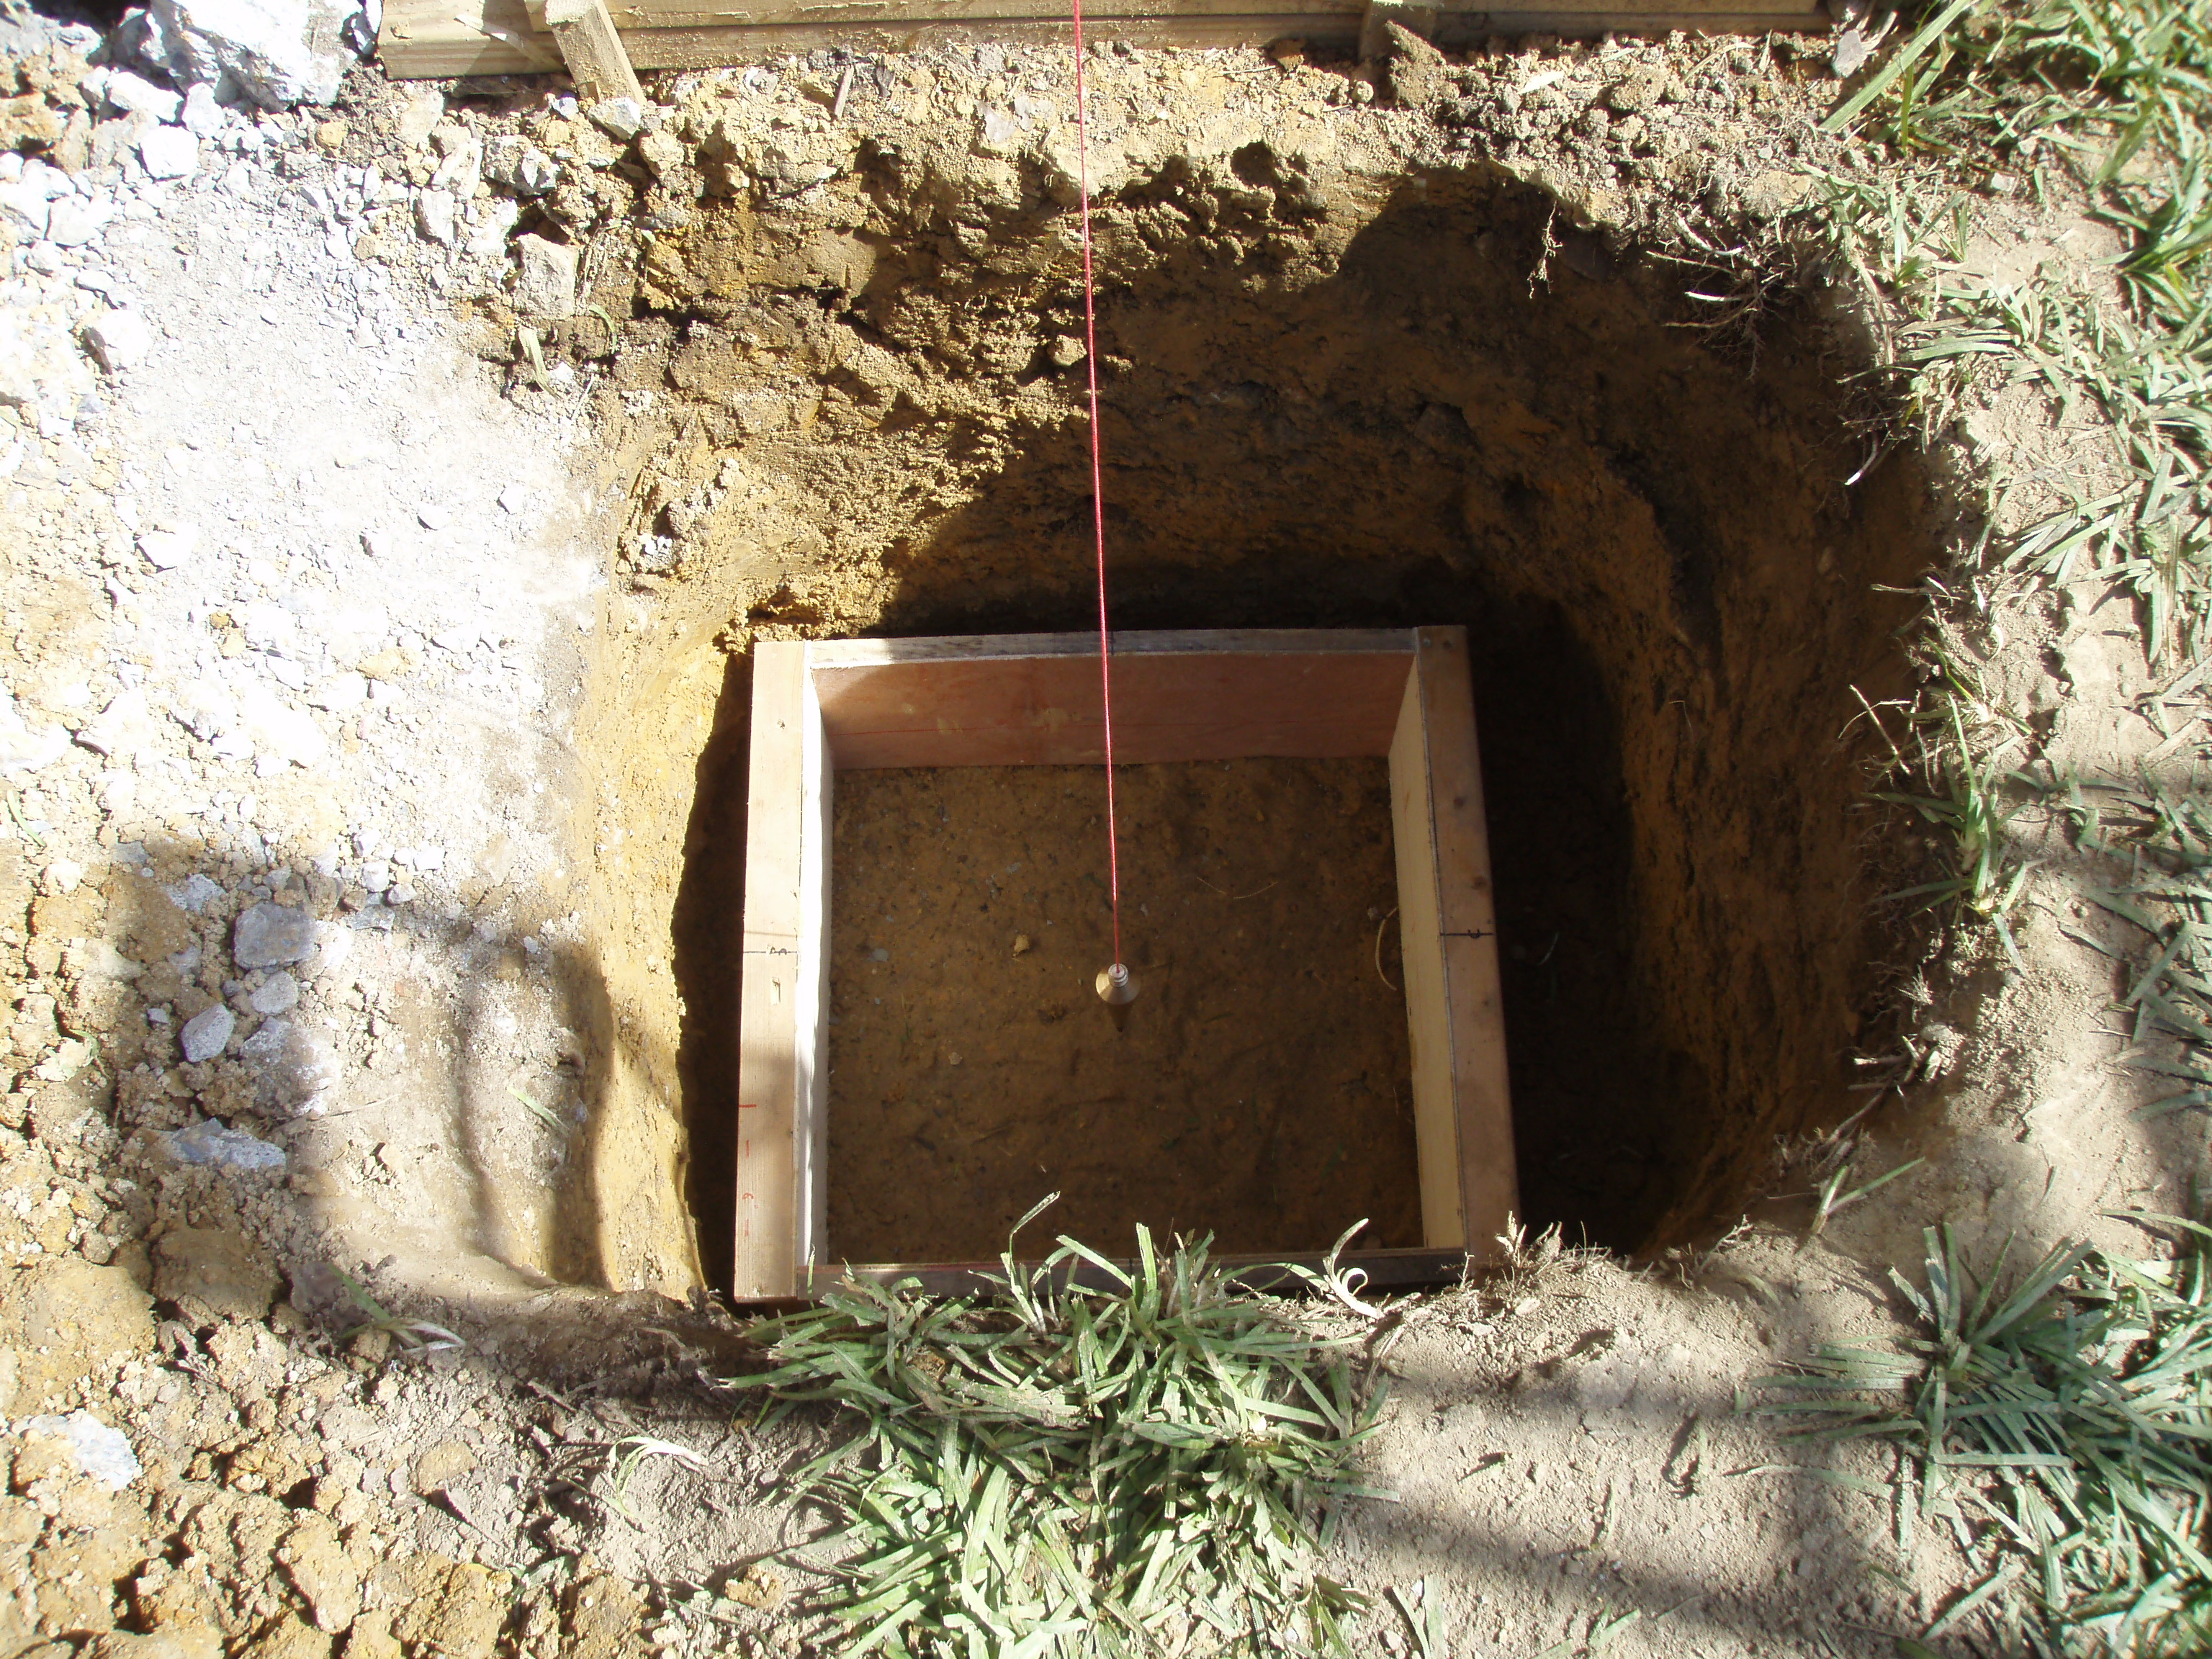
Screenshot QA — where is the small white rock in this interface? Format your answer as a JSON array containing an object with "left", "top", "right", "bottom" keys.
[
  {"left": 249, "top": 971, "right": 300, "bottom": 1015},
  {"left": 137, "top": 127, "right": 201, "bottom": 182},
  {"left": 514, "top": 233, "right": 577, "bottom": 320},
  {"left": 82, "top": 308, "right": 155, "bottom": 374},
  {"left": 498, "top": 483, "right": 526, "bottom": 514},
  {"left": 77, "top": 689, "right": 162, "bottom": 760},
  {"left": 166, "top": 873, "right": 225, "bottom": 914},
  {"left": 414, "top": 186, "right": 456, "bottom": 246},
  {"left": 0, "top": 179, "right": 49, "bottom": 240},
  {"left": 307, "top": 673, "right": 367, "bottom": 711},
  {"left": 104, "top": 71, "right": 182, "bottom": 125},
  {"left": 588, "top": 96, "right": 644, "bottom": 140},
  {"left": 396, "top": 89, "right": 446, "bottom": 148},
  {"left": 179, "top": 1003, "right": 235, "bottom": 1063},
  {"left": 0, "top": 699, "right": 69, "bottom": 775},
  {"left": 138, "top": 524, "right": 198, "bottom": 568},
  {"left": 416, "top": 503, "right": 451, "bottom": 530},
  {"left": 180, "top": 84, "right": 225, "bottom": 138},
  {"left": 19, "top": 1411, "right": 141, "bottom": 1491},
  {"left": 45, "top": 198, "right": 110, "bottom": 248}
]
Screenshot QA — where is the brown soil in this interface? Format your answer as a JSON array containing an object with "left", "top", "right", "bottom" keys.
[
  {"left": 824, "top": 758, "right": 1421, "bottom": 1264},
  {"left": 642, "top": 156, "right": 1941, "bottom": 1277},
  {"left": 5, "top": 20, "right": 2164, "bottom": 1658}
]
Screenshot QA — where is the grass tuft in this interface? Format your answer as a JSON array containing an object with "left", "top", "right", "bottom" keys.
[
  {"left": 1754, "top": 1222, "right": 2212, "bottom": 1652},
  {"left": 734, "top": 1210, "right": 1383, "bottom": 1659}
]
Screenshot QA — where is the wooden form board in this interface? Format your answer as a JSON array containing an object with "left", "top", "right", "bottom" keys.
[
  {"left": 732, "top": 627, "right": 1517, "bottom": 1301},
  {"left": 732, "top": 643, "right": 832, "bottom": 1301},
  {"left": 380, "top": 0, "right": 1823, "bottom": 79}
]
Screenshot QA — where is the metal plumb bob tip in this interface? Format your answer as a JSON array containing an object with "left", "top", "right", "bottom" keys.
[{"left": 1095, "top": 962, "right": 1139, "bottom": 1004}]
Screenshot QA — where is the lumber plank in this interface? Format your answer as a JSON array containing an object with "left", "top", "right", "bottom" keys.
[
  {"left": 794, "top": 660, "right": 832, "bottom": 1282},
  {"left": 578, "top": 0, "right": 1806, "bottom": 22},
  {"left": 381, "top": 0, "right": 1822, "bottom": 77},
  {"left": 531, "top": 0, "right": 1379, "bottom": 24},
  {"left": 806, "top": 628, "right": 1413, "bottom": 667},
  {"left": 734, "top": 642, "right": 809, "bottom": 1300},
  {"left": 812, "top": 629, "right": 1416, "bottom": 768},
  {"left": 1411, "top": 626, "right": 1496, "bottom": 940},
  {"left": 380, "top": 0, "right": 559, "bottom": 76},
  {"left": 547, "top": 0, "right": 647, "bottom": 100},
  {"left": 1388, "top": 663, "right": 1463, "bottom": 1250},
  {"left": 1389, "top": 627, "right": 1516, "bottom": 1261},
  {"left": 1441, "top": 930, "right": 1516, "bottom": 1255}
]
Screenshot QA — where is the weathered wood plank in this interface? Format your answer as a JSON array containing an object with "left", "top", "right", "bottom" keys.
[
  {"left": 382, "top": 0, "right": 1822, "bottom": 78},
  {"left": 734, "top": 642, "right": 809, "bottom": 1300},
  {"left": 794, "top": 660, "right": 832, "bottom": 1283},
  {"left": 1411, "top": 626, "right": 1496, "bottom": 940},
  {"left": 547, "top": 0, "right": 647, "bottom": 99},
  {"left": 1441, "top": 930, "right": 1516, "bottom": 1256},
  {"left": 381, "top": 0, "right": 561, "bottom": 76},
  {"left": 594, "top": 0, "right": 1811, "bottom": 23},
  {"left": 1387, "top": 657, "right": 1462, "bottom": 1250},
  {"left": 806, "top": 629, "right": 1412, "bottom": 667}
]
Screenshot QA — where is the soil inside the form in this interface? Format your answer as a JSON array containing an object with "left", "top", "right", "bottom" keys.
[{"left": 824, "top": 757, "right": 1423, "bottom": 1264}]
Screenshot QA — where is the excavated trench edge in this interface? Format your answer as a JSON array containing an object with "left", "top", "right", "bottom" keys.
[{"left": 560, "top": 154, "right": 1943, "bottom": 1296}]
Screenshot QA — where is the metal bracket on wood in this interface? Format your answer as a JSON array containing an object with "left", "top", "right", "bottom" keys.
[{"left": 544, "top": 0, "right": 645, "bottom": 103}]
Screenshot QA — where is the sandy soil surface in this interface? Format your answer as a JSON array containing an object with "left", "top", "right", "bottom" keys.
[{"left": 827, "top": 757, "right": 1419, "bottom": 1264}]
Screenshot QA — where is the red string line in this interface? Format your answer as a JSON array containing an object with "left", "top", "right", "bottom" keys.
[{"left": 1071, "top": 1, "right": 1123, "bottom": 971}]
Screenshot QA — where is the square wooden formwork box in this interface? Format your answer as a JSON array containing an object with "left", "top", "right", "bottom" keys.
[{"left": 734, "top": 627, "right": 1516, "bottom": 1301}]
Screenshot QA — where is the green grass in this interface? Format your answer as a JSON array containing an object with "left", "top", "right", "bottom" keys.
[
  {"left": 1874, "top": 693, "right": 2038, "bottom": 966},
  {"left": 1753, "top": 1222, "right": 2212, "bottom": 1653},
  {"left": 1816, "top": 0, "right": 2212, "bottom": 658},
  {"left": 734, "top": 1214, "right": 1382, "bottom": 1659},
  {"left": 2041, "top": 770, "right": 2212, "bottom": 1120},
  {"left": 1746, "top": 18, "right": 2212, "bottom": 1638}
]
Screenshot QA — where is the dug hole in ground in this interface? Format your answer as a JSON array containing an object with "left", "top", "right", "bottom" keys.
[{"left": 0, "top": 0, "right": 2192, "bottom": 1653}]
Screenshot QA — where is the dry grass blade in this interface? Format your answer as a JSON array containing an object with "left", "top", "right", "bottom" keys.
[{"left": 331, "top": 1267, "right": 465, "bottom": 1357}]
